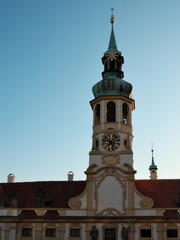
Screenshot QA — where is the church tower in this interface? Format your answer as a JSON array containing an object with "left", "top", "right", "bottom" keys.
[
  {"left": 69, "top": 11, "right": 154, "bottom": 232},
  {"left": 89, "top": 11, "right": 135, "bottom": 171},
  {"left": 149, "top": 148, "right": 158, "bottom": 179}
]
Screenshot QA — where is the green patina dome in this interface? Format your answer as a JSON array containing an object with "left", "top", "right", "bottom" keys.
[
  {"left": 92, "top": 14, "right": 132, "bottom": 99},
  {"left": 92, "top": 78, "right": 132, "bottom": 98},
  {"left": 149, "top": 150, "right": 158, "bottom": 170},
  {"left": 149, "top": 159, "right": 158, "bottom": 170}
]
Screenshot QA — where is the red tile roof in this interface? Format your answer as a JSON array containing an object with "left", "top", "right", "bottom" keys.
[
  {"left": 0, "top": 181, "right": 86, "bottom": 208},
  {"left": 0, "top": 179, "right": 180, "bottom": 210},
  {"left": 135, "top": 179, "right": 180, "bottom": 208},
  {"left": 164, "top": 210, "right": 178, "bottom": 219}
]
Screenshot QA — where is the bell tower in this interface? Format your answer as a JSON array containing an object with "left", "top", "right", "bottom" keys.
[
  {"left": 69, "top": 11, "right": 154, "bottom": 219},
  {"left": 89, "top": 12, "right": 135, "bottom": 171}
]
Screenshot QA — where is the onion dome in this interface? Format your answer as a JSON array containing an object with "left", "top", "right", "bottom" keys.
[{"left": 92, "top": 12, "right": 132, "bottom": 99}]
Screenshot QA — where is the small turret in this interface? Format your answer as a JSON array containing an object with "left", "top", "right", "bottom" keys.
[{"left": 149, "top": 148, "right": 158, "bottom": 180}]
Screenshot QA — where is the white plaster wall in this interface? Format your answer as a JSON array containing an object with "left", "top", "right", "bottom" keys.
[
  {"left": 0, "top": 210, "right": 7, "bottom": 216},
  {"left": 9, "top": 229, "right": 15, "bottom": 239},
  {"left": 79, "top": 192, "right": 86, "bottom": 208},
  {"left": 89, "top": 155, "right": 102, "bottom": 167},
  {"left": 81, "top": 224, "right": 86, "bottom": 239},
  {"left": 120, "top": 154, "right": 133, "bottom": 167},
  {"left": 0, "top": 209, "right": 21, "bottom": 216},
  {"left": 65, "top": 224, "right": 69, "bottom": 239},
  {"left": 134, "top": 192, "right": 141, "bottom": 208},
  {"left": 10, "top": 209, "right": 21, "bottom": 216},
  {"left": 152, "top": 223, "right": 157, "bottom": 239},
  {"left": 66, "top": 210, "right": 86, "bottom": 216},
  {"left": 97, "top": 176, "right": 123, "bottom": 212},
  {"left": 134, "top": 209, "right": 156, "bottom": 216}
]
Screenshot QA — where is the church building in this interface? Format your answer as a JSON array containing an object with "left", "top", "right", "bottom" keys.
[{"left": 0, "top": 13, "right": 180, "bottom": 240}]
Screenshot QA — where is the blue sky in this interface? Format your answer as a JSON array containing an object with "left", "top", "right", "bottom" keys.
[{"left": 0, "top": 0, "right": 180, "bottom": 182}]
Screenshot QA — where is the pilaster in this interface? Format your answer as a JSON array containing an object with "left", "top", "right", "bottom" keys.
[
  {"left": 101, "top": 100, "right": 105, "bottom": 129},
  {"left": 59, "top": 223, "right": 65, "bottom": 240},
  {"left": 129, "top": 223, "right": 135, "bottom": 240},
  {"left": 157, "top": 223, "right": 164, "bottom": 240},
  {"left": 85, "top": 224, "right": 92, "bottom": 240},
  {"left": 4, "top": 225, "right": 10, "bottom": 240},
  {"left": 117, "top": 100, "right": 121, "bottom": 129},
  {"left": 35, "top": 223, "right": 42, "bottom": 240}
]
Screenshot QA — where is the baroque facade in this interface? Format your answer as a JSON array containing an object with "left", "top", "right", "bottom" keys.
[{"left": 0, "top": 13, "right": 180, "bottom": 240}]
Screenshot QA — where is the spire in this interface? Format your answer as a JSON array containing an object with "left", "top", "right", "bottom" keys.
[
  {"left": 149, "top": 148, "right": 158, "bottom": 170},
  {"left": 92, "top": 9, "right": 133, "bottom": 99},
  {"left": 108, "top": 8, "right": 118, "bottom": 52}
]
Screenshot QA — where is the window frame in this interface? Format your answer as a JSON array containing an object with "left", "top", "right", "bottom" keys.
[
  {"left": 104, "top": 228, "right": 116, "bottom": 240},
  {"left": 140, "top": 228, "right": 152, "bottom": 238},
  {"left": 167, "top": 229, "right": 178, "bottom": 238},
  {"left": 21, "top": 228, "right": 32, "bottom": 238},
  {"left": 45, "top": 228, "right": 56, "bottom": 238},
  {"left": 70, "top": 228, "right": 81, "bottom": 238}
]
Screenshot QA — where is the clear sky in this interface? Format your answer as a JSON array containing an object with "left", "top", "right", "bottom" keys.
[{"left": 0, "top": 0, "right": 180, "bottom": 182}]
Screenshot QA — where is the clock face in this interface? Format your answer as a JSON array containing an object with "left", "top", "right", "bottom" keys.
[
  {"left": 102, "top": 133, "right": 120, "bottom": 152},
  {"left": 106, "top": 51, "right": 118, "bottom": 61}
]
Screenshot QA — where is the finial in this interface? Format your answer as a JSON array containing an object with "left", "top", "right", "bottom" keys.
[
  {"left": 151, "top": 143, "right": 154, "bottom": 158},
  {"left": 110, "top": 8, "right": 115, "bottom": 24}
]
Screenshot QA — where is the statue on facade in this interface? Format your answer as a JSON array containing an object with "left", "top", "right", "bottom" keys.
[
  {"left": 9, "top": 191, "right": 17, "bottom": 208},
  {"left": 121, "top": 226, "right": 129, "bottom": 240},
  {"left": 90, "top": 225, "right": 98, "bottom": 240},
  {"left": 36, "top": 187, "right": 46, "bottom": 208}
]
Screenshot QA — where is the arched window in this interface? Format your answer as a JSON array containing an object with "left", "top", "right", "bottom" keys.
[
  {"left": 110, "top": 61, "right": 115, "bottom": 70},
  {"left": 123, "top": 103, "right": 129, "bottom": 124},
  {"left": 96, "top": 139, "right": 99, "bottom": 150},
  {"left": 107, "top": 101, "right": 116, "bottom": 122},
  {"left": 94, "top": 104, "right": 100, "bottom": 125}
]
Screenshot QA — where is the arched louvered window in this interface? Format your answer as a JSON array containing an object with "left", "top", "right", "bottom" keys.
[
  {"left": 107, "top": 101, "right": 116, "bottom": 122},
  {"left": 110, "top": 61, "right": 115, "bottom": 70},
  {"left": 94, "top": 104, "right": 100, "bottom": 125},
  {"left": 123, "top": 103, "right": 129, "bottom": 124}
]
